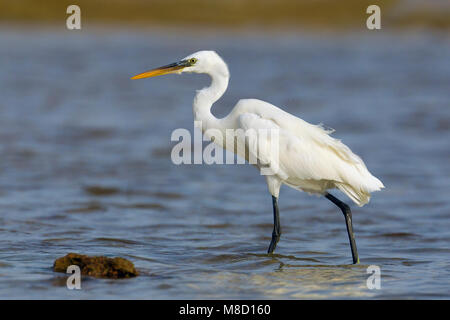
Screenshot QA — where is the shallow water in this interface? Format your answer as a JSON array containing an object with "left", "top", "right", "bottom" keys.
[{"left": 0, "top": 28, "right": 449, "bottom": 299}]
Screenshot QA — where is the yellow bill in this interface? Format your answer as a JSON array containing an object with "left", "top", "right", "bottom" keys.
[{"left": 131, "top": 61, "right": 187, "bottom": 80}]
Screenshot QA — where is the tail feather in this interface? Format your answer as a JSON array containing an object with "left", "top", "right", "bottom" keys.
[{"left": 336, "top": 175, "right": 384, "bottom": 207}]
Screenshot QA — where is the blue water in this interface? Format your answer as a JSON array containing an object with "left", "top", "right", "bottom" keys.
[{"left": 0, "top": 28, "right": 449, "bottom": 299}]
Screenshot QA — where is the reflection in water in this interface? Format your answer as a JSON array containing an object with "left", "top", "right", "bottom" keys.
[
  {"left": 0, "top": 29, "right": 449, "bottom": 299},
  {"left": 191, "top": 256, "right": 375, "bottom": 299}
]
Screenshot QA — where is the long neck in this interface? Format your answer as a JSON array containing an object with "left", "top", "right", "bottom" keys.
[{"left": 193, "top": 66, "right": 229, "bottom": 132}]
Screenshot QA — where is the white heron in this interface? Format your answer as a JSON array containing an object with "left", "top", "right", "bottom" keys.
[{"left": 131, "top": 50, "right": 384, "bottom": 264}]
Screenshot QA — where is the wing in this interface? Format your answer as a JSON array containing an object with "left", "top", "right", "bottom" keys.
[
  {"left": 235, "top": 99, "right": 365, "bottom": 166},
  {"left": 238, "top": 111, "right": 342, "bottom": 182},
  {"left": 238, "top": 113, "right": 289, "bottom": 179},
  {"left": 235, "top": 99, "right": 384, "bottom": 206}
]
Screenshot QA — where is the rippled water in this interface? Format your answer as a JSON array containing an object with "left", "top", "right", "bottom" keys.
[{"left": 0, "top": 28, "right": 449, "bottom": 299}]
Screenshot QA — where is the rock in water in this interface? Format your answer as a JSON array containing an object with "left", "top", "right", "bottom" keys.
[{"left": 53, "top": 253, "right": 138, "bottom": 278}]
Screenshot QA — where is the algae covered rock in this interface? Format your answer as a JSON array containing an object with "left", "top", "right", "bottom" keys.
[{"left": 53, "top": 253, "right": 138, "bottom": 278}]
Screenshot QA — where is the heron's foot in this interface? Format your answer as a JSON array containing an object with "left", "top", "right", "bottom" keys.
[{"left": 267, "top": 231, "right": 280, "bottom": 254}]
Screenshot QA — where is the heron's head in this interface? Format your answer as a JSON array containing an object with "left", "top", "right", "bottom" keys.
[{"left": 131, "top": 50, "right": 229, "bottom": 80}]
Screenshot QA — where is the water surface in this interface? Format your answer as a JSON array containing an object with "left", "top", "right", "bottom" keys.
[{"left": 0, "top": 29, "right": 449, "bottom": 299}]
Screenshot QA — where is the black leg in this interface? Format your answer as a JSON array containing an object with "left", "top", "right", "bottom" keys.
[
  {"left": 325, "top": 193, "right": 360, "bottom": 264},
  {"left": 268, "top": 196, "right": 281, "bottom": 254}
]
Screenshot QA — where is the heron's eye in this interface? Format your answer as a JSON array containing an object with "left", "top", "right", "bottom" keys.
[{"left": 189, "top": 58, "right": 197, "bottom": 65}]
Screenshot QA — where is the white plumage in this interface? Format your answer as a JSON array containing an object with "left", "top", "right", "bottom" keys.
[
  {"left": 131, "top": 50, "right": 384, "bottom": 263},
  {"left": 236, "top": 99, "right": 384, "bottom": 206},
  {"left": 185, "top": 51, "right": 384, "bottom": 206}
]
